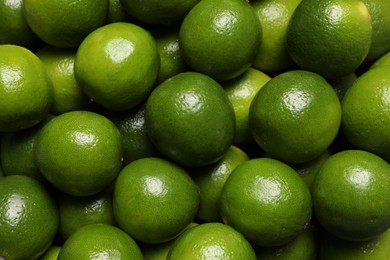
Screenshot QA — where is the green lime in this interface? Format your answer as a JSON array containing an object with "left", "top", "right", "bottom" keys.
[
  {"left": 113, "top": 157, "right": 199, "bottom": 244},
  {"left": 220, "top": 158, "right": 312, "bottom": 247},
  {"left": 74, "top": 22, "right": 160, "bottom": 111},
  {"left": 370, "top": 51, "right": 390, "bottom": 69},
  {"left": 167, "top": 222, "right": 257, "bottom": 260},
  {"left": 287, "top": 0, "right": 372, "bottom": 78},
  {"left": 0, "top": 44, "right": 52, "bottom": 132},
  {"left": 57, "top": 224, "right": 143, "bottom": 260},
  {"left": 179, "top": 0, "right": 262, "bottom": 80},
  {"left": 249, "top": 70, "right": 341, "bottom": 164},
  {"left": 145, "top": 72, "right": 235, "bottom": 167},
  {"left": 35, "top": 111, "right": 123, "bottom": 196},
  {"left": 39, "top": 246, "right": 61, "bottom": 260},
  {"left": 0, "top": 175, "right": 59, "bottom": 260},
  {"left": 312, "top": 150, "right": 390, "bottom": 241}
]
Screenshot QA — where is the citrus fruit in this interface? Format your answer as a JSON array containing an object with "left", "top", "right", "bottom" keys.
[
  {"left": 167, "top": 222, "right": 257, "bottom": 260},
  {"left": 57, "top": 224, "right": 143, "bottom": 260},
  {"left": 39, "top": 246, "right": 61, "bottom": 260},
  {"left": 191, "top": 145, "right": 249, "bottom": 222},
  {"left": 254, "top": 223, "right": 318, "bottom": 260},
  {"left": 113, "top": 157, "right": 199, "bottom": 244},
  {"left": 370, "top": 51, "right": 390, "bottom": 69},
  {"left": 107, "top": 0, "right": 131, "bottom": 23},
  {"left": 249, "top": 70, "right": 341, "bottom": 164},
  {"left": 287, "top": 0, "right": 372, "bottom": 78},
  {"left": 107, "top": 103, "right": 159, "bottom": 166},
  {"left": 0, "top": 175, "right": 59, "bottom": 260},
  {"left": 222, "top": 68, "right": 271, "bottom": 145},
  {"left": 327, "top": 72, "right": 357, "bottom": 101},
  {"left": 361, "top": 0, "right": 390, "bottom": 62},
  {"left": 0, "top": 116, "right": 52, "bottom": 182},
  {"left": 319, "top": 228, "right": 390, "bottom": 259},
  {"left": 74, "top": 22, "right": 160, "bottom": 111},
  {"left": 220, "top": 158, "right": 312, "bottom": 247},
  {"left": 153, "top": 27, "right": 188, "bottom": 85},
  {"left": 179, "top": 0, "right": 262, "bottom": 80},
  {"left": 34, "top": 111, "right": 123, "bottom": 196},
  {"left": 36, "top": 46, "right": 95, "bottom": 115},
  {"left": 0, "top": 44, "right": 52, "bottom": 132},
  {"left": 23, "top": 0, "right": 108, "bottom": 48},
  {"left": 251, "top": 0, "right": 302, "bottom": 74},
  {"left": 0, "top": 0, "right": 43, "bottom": 50},
  {"left": 121, "top": 0, "right": 200, "bottom": 25},
  {"left": 341, "top": 67, "right": 390, "bottom": 161},
  {"left": 145, "top": 72, "right": 235, "bottom": 167},
  {"left": 312, "top": 150, "right": 390, "bottom": 241},
  {"left": 57, "top": 191, "right": 116, "bottom": 240}
]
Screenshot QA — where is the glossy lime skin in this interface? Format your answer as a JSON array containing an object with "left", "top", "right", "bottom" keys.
[
  {"left": 179, "top": 0, "right": 262, "bottom": 80},
  {"left": 35, "top": 111, "right": 123, "bottom": 196},
  {"left": 220, "top": 158, "right": 312, "bottom": 247},
  {"left": 58, "top": 224, "right": 143, "bottom": 260},
  {"left": 287, "top": 0, "right": 372, "bottom": 78},
  {"left": 113, "top": 157, "right": 199, "bottom": 244},
  {"left": 312, "top": 150, "right": 390, "bottom": 241},
  {"left": 0, "top": 44, "right": 52, "bottom": 132},
  {"left": 167, "top": 222, "right": 257, "bottom": 260},
  {"left": 74, "top": 22, "right": 160, "bottom": 111},
  {"left": 249, "top": 70, "right": 341, "bottom": 164},
  {"left": 58, "top": 191, "right": 116, "bottom": 240},
  {"left": 0, "top": 175, "right": 59, "bottom": 260},
  {"left": 145, "top": 72, "right": 235, "bottom": 167},
  {"left": 341, "top": 67, "right": 390, "bottom": 161}
]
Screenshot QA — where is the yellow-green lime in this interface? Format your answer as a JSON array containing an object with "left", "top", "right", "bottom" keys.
[
  {"left": 179, "top": 0, "right": 262, "bottom": 80},
  {"left": 220, "top": 158, "right": 312, "bottom": 247},
  {"left": 370, "top": 51, "right": 390, "bottom": 69},
  {"left": 113, "top": 157, "right": 199, "bottom": 244},
  {"left": 0, "top": 0, "right": 43, "bottom": 50},
  {"left": 39, "top": 246, "right": 61, "bottom": 260},
  {"left": 191, "top": 145, "right": 249, "bottom": 222},
  {"left": 319, "top": 228, "right": 390, "bottom": 259},
  {"left": 287, "top": 0, "right": 372, "bottom": 78},
  {"left": 120, "top": 0, "right": 200, "bottom": 25},
  {"left": 23, "top": 0, "right": 108, "bottom": 48},
  {"left": 57, "top": 224, "right": 143, "bottom": 260},
  {"left": 251, "top": 0, "right": 302, "bottom": 74},
  {"left": 341, "top": 67, "right": 390, "bottom": 161},
  {"left": 0, "top": 44, "right": 52, "bottom": 132},
  {"left": 34, "top": 111, "right": 123, "bottom": 196},
  {"left": 36, "top": 46, "right": 95, "bottom": 115},
  {"left": 167, "top": 222, "right": 257, "bottom": 260},
  {"left": 249, "top": 70, "right": 341, "bottom": 164},
  {"left": 222, "top": 68, "right": 271, "bottom": 145},
  {"left": 57, "top": 191, "right": 116, "bottom": 240},
  {"left": 145, "top": 72, "right": 235, "bottom": 167},
  {"left": 312, "top": 150, "right": 390, "bottom": 241},
  {"left": 0, "top": 175, "right": 59, "bottom": 260},
  {"left": 361, "top": 0, "right": 390, "bottom": 62},
  {"left": 74, "top": 22, "right": 160, "bottom": 111}
]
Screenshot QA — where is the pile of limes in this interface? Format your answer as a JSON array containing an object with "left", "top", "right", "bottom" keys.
[{"left": 1, "top": 0, "right": 390, "bottom": 259}]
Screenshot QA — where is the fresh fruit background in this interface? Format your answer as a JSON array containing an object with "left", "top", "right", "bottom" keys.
[{"left": 1, "top": 0, "right": 390, "bottom": 259}]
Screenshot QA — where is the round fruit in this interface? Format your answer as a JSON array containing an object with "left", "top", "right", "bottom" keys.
[
  {"left": 220, "top": 158, "right": 312, "bottom": 247},
  {"left": 23, "top": 0, "right": 108, "bottom": 48},
  {"left": 249, "top": 70, "right": 341, "bottom": 164},
  {"left": 0, "top": 44, "right": 52, "bottom": 132},
  {"left": 287, "top": 0, "right": 372, "bottom": 78},
  {"left": 0, "top": 175, "right": 59, "bottom": 260},
  {"left": 57, "top": 224, "right": 143, "bottom": 260},
  {"left": 145, "top": 72, "right": 235, "bottom": 167},
  {"left": 341, "top": 67, "right": 390, "bottom": 161},
  {"left": 179, "top": 0, "right": 262, "bottom": 80},
  {"left": 167, "top": 223, "right": 257, "bottom": 260},
  {"left": 113, "top": 157, "right": 199, "bottom": 244},
  {"left": 312, "top": 150, "right": 390, "bottom": 241},
  {"left": 34, "top": 111, "right": 123, "bottom": 196},
  {"left": 74, "top": 22, "right": 160, "bottom": 111}
]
